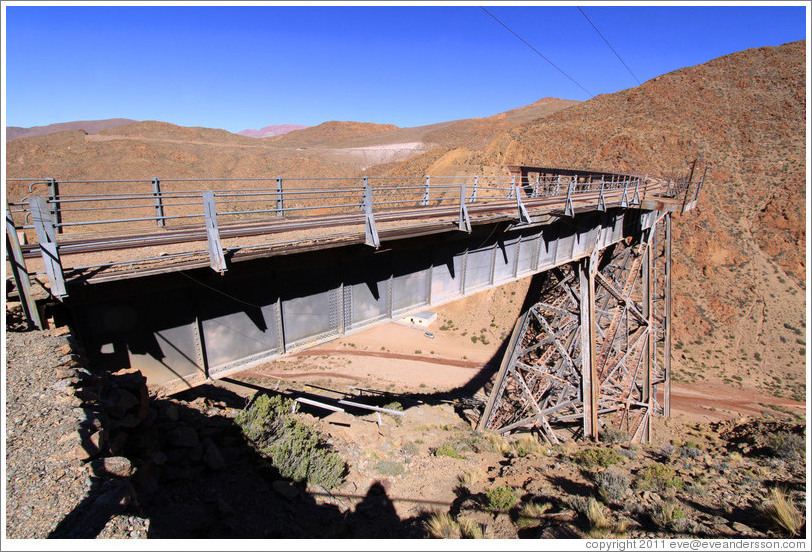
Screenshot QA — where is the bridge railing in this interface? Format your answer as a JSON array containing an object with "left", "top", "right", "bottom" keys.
[
  {"left": 6, "top": 173, "right": 658, "bottom": 235},
  {"left": 6, "top": 169, "right": 700, "bottom": 295}
]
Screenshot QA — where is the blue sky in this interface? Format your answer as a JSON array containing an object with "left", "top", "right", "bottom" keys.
[{"left": 3, "top": 3, "right": 807, "bottom": 133}]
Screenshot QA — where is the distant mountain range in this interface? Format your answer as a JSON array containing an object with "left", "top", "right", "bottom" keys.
[
  {"left": 6, "top": 118, "right": 138, "bottom": 141},
  {"left": 237, "top": 124, "right": 309, "bottom": 138}
]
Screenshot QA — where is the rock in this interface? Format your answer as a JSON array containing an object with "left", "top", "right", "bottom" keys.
[
  {"left": 202, "top": 438, "right": 226, "bottom": 470},
  {"left": 217, "top": 498, "right": 234, "bottom": 517},
  {"left": 730, "top": 521, "right": 755, "bottom": 536},
  {"left": 73, "top": 429, "right": 105, "bottom": 460},
  {"left": 50, "top": 378, "right": 76, "bottom": 395},
  {"left": 273, "top": 480, "right": 300, "bottom": 501},
  {"left": 166, "top": 425, "right": 199, "bottom": 448},
  {"left": 110, "top": 368, "right": 147, "bottom": 392},
  {"left": 89, "top": 456, "right": 134, "bottom": 478}
]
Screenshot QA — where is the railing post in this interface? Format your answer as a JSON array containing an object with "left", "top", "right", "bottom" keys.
[
  {"left": 469, "top": 175, "right": 478, "bottom": 203},
  {"left": 515, "top": 183, "right": 532, "bottom": 224},
  {"left": 421, "top": 176, "right": 430, "bottom": 206},
  {"left": 363, "top": 176, "right": 380, "bottom": 248},
  {"left": 47, "top": 178, "right": 62, "bottom": 234},
  {"left": 276, "top": 176, "right": 284, "bottom": 217},
  {"left": 29, "top": 196, "right": 67, "bottom": 299},
  {"left": 202, "top": 191, "right": 227, "bottom": 273},
  {"left": 152, "top": 177, "right": 166, "bottom": 227},
  {"left": 555, "top": 175, "right": 561, "bottom": 194},
  {"left": 632, "top": 178, "right": 641, "bottom": 205},
  {"left": 621, "top": 179, "right": 629, "bottom": 208},
  {"left": 6, "top": 203, "right": 43, "bottom": 328},
  {"left": 597, "top": 180, "right": 606, "bottom": 211},
  {"left": 507, "top": 175, "right": 515, "bottom": 198},
  {"left": 458, "top": 180, "right": 471, "bottom": 232},
  {"left": 564, "top": 180, "right": 575, "bottom": 217},
  {"left": 532, "top": 174, "right": 540, "bottom": 197}
]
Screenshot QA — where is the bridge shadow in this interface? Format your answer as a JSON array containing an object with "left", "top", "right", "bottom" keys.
[{"left": 49, "top": 382, "right": 435, "bottom": 539}]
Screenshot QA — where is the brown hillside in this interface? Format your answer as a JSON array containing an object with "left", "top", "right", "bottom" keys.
[
  {"left": 6, "top": 118, "right": 137, "bottom": 141},
  {"left": 270, "top": 121, "right": 399, "bottom": 147},
  {"left": 424, "top": 39, "right": 805, "bottom": 401}
]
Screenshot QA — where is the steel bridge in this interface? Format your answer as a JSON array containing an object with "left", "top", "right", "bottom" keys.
[{"left": 6, "top": 164, "right": 703, "bottom": 443}]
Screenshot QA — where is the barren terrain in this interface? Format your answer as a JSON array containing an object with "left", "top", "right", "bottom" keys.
[{"left": 4, "top": 39, "right": 808, "bottom": 541}]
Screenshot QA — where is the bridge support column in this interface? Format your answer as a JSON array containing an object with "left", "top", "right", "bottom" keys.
[{"left": 479, "top": 213, "right": 671, "bottom": 444}]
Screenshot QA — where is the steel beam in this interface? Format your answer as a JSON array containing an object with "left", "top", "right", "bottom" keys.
[
  {"left": 202, "top": 191, "right": 227, "bottom": 273},
  {"left": 6, "top": 203, "right": 43, "bottom": 328},
  {"left": 29, "top": 196, "right": 67, "bottom": 299}
]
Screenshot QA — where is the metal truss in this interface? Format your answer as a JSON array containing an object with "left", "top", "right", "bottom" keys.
[{"left": 478, "top": 213, "right": 672, "bottom": 443}]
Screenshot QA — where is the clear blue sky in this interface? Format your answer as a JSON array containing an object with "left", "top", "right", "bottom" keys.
[{"left": 3, "top": 3, "right": 807, "bottom": 133}]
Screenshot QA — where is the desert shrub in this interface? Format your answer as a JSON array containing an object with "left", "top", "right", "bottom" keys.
[
  {"left": 400, "top": 440, "right": 418, "bottom": 457},
  {"left": 617, "top": 447, "right": 638, "bottom": 461},
  {"left": 678, "top": 445, "right": 703, "bottom": 459},
  {"left": 374, "top": 459, "right": 405, "bottom": 476},
  {"left": 768, "top": 431, "right": 805, "bottom": 460},
  {"left": 426, "top": 512, "right": 460, "bottom": 538},
  {"left": 595, "top": 469, "right": 629, "bottom": 504},
  {"left": 235, "top": 393, "right": 346, "bottom": 489},
  {"left": 479, "top": 431, "right": 511, "bottom": 454},
  {"left": 486, "top": 485, "right": 519, "bottom": 511},
  {"left": 650, "top": 499, "right": 686, "bottom": 528},
  {"left": 425, "top": 513, "right": 483, "bottom": 538},
  {"left": 638, "top": 462, "right": 684, "bottom": 492},
  {"left": 516, "top": 502, "right": 552, "bottom": 529},
  {"left": 600, "top": 428, "right": 628, "bottom": 444},
  {"left": 458, "top": 469, "right": 485, "bottom": 487},
  {"left": 514, "top": 436, "right": 544, "bottom": 457},
  {"left": 457, "top": 518, "right": 484, "bottom": 539},
  {"left": 434, "top": 444, "right": 463, "bottom": 459},
  {"left": 761, "top": 488, "right": 803, "bottom": 537},
  {"left": 658, "top": 443, "right": 675, "bottom": 460},
  {"left": 576, "top": 447, "right": 623, "bottom": 468}
]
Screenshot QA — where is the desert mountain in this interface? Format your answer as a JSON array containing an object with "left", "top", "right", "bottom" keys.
[
  {"left": 6, "top": 118, "right": 137, "bottom": 141},
  {"left": 238, "top": 124, "right": 308, "bottom": 138},
  {"left": 376, "top": 40, "right": 807, "bottom": 401}
]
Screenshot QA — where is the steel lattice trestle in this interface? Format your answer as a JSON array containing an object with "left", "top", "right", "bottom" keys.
[{"left": 478, "top": 212, "right": 672, "bottom": 443}]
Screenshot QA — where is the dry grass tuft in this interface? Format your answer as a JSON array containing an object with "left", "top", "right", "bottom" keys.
[
  {"left": 516, "top": 501, "right": 552, "bottom": 529},
  {"left": 761, "top": 487, "right": 803, "bottom": 537}
]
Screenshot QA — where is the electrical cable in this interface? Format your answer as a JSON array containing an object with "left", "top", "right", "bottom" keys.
[
  {"left": 480, "top": 7, "right": 594, "bottom": 98},
  {"left": 577, "top": 7, "right": 642, "bottom": 86}
]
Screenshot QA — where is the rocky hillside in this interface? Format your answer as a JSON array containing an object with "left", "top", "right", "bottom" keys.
[
  {"left": 270, "top": 121, "right": 400, "bottom": 147},
  {"left": 385, "top": 40, "right": 806, "bottom": 400}
]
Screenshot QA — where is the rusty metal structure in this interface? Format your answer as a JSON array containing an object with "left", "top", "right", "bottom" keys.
[{"left": 477, "top": 211, "right": 673, "bottom": 443}]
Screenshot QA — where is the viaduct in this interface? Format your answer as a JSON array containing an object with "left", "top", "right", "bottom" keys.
[{"left": 6, "top": 164, "right": 703, "bottom": 443}]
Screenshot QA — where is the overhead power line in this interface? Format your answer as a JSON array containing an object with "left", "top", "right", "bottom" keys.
[
  {"left": 480, "top": 7, "right": 594, "bottom": 98},
  {"left": 577, "top": 7, "right": 642, "bottom": 86}
]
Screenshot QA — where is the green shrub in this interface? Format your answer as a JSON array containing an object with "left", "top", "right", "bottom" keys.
[
  {"left": 434, "top": 444, "right": 463, "bottom": 459},
  {"left": 638, "top": 462, "right": 684, "bottom": 492},
  {"left": 576, "top": 447, "right": 623, "bottom": 468},
  {"left": 486, "top": 485, "right": 519, "bottom": 511},
  {"left": 236, "top": 393, "right": 346, "bottom": 489}
]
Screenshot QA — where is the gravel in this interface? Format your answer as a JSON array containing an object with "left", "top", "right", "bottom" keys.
[{"left": 4, "top": 317, "right": 143, "bottom": 538}]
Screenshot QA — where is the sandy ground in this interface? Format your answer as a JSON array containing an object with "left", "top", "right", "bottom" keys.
[{"left": 232, "top": 277, "right": 805, "bottom": 426}]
